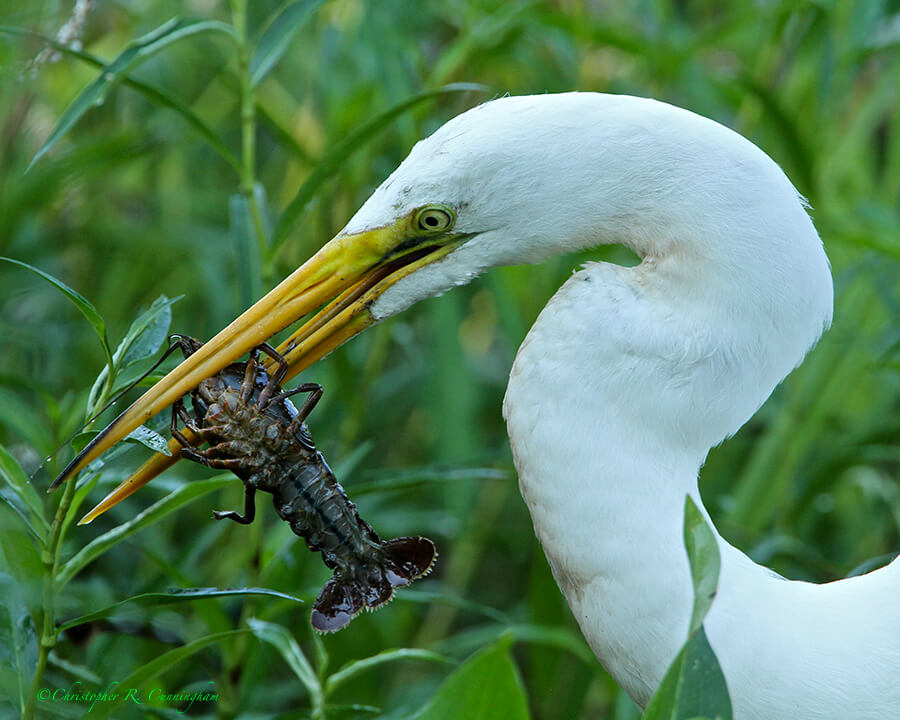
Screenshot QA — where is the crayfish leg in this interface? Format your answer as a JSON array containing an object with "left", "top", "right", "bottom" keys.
[
  {"left": 254, "top": 342, "right": 289, "bottom": 408},
  {"left": 239, "top": 347, "right": 261, "bottom": 404},
  {"left": 171, "top": 399, "right": 218, "bottom": 447},
  {"left": 168, "top": 333, "right": 203, "bottom": 359},
  {"left": 213, "top": 485, "right": 257, "bottom": 525},
  {"left": 203, "top": 440, "right": 256, "bottom": 459},
  {"left": 171, "top": 399, "right": 197, "bottom": 449},
  {"left": 284, "top": 384, "right": 324, "bottom": 430}
]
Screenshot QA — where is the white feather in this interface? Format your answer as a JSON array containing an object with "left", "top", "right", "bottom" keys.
[{"left": 340, "top": 92, "right": 899, "bottom": 719}]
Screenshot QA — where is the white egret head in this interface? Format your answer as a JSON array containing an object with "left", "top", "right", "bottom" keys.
[{"left": 341, "top": 93, "right": 832, "bottom": 339}]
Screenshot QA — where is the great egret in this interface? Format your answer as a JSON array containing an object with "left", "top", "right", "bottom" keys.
[{"left": 54, "top": 93, "right": 899, "bottom": 718}]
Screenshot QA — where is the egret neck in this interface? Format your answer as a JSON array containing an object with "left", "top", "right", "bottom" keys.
[{"left": 504, "top": 257, "right": 898, "bottom": 718}]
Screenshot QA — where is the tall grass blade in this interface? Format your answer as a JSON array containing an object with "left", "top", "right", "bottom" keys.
[
  {"left": 86, "top": 629, "right": 248, "bottom": 719},
  {"left": 57, "top": 587, "right": 304, "bottom": 633},
  {"left": 250, "top": 0, "right": 327, "bottom": 87},
  {"left": 230, "top": 193, "right": 262, "bottom": 310},
  {"left": 325, "top": 648, "right": 451, "bottom": 696},
  {"left": 56, "top": 475, "right": 233, "bottom": 589},
  {"left": 0, "top": 257, "right": 113, "bottom": 374},
  {"left": 26, "top": 17, "right": 236, "bottom": 170},
  {"left": 247, "top": 618, "right": 323, "bottom": 708},
  {"left": 0, "top": 27, "right": 240, "bottom": 172}
]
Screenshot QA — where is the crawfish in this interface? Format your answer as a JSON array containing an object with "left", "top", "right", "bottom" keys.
[{"left": 167, "top": 335, "right": 436, "bottom": 632}]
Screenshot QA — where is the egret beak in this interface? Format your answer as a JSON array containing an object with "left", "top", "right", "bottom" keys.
[{"left": 52, "top": 208, "right": 467, "bottom": 524}]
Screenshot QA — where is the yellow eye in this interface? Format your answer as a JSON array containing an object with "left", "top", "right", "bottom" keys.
[{"left": 415, "top": 205, "right": 454, "bottom": 233}]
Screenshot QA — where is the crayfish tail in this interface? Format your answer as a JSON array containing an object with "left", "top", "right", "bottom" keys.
[
  {"left": 380, "top": 536, "right": 438, "bottom": 585},
  {"left": 311, "top": 576, "right": 366, "bottom": 633},
  {"left": 310, "top": 537, "right": 437, "bottom": 633}
]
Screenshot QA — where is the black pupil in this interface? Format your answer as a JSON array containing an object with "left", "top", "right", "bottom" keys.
[{"left": 425, "top": 215, "right": 439, "bottom": 227}]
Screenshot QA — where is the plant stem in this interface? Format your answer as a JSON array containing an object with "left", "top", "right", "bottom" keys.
[
  {"left": 24, "top": 328, "right": 118, "bottom": 718},
  {"left": 23, "top": 476, "right": 78, "bottom": 720},
  {"left": 231, "top": 0, "right": 268, "bottom": 270},
  {"left": 311, "top": 698, "right": 326, "bottom": 720}
]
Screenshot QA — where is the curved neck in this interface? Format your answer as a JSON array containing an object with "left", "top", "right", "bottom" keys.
[
  {"left": 506, "top": 317, "right": 701, "bottom": 702},
  {"left": 503, "top": 261, "right": 898, "bottom": 717},
  {"left": 504, "top": 261, "right": 713, "bottom": 701}
]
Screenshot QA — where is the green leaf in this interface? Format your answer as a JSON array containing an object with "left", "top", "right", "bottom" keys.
[
  {"left": 272, "top": 83, "right": 486, "bottom": 252},
  {"left": 412, "top": 633, "right": 530, "bottom": 720},
  {"left": 61, "top": 472, "right": 100, "bottom": 539},
  {"left": 0, "top": 26, "right": 240, "bottom": 173},
  {"left": 230, "top": 192, "right": 262, "bottom": 310},
  {"left": 735, "top": 76, "right": 815, "bottom": 197},
  {"left": 86, "top": 629, "right": 247, "bottom": 720},
  {"left": 0, "top": 444, "right": 49, "bottom": 541},
  {"left": 507, "top": 624, "right": 596, "bottom": 666},
  {"left": 0, "top": 388, "right": 53, "bottom": 458},
  {"left": 110, "top": 366, "right": 171, "bottom": 396},
  {"left": 125, "top": 425, "right": 172, "bottom": 456},
  {"left": 0, "top": 573, "right": 38, "bottom": 715},
  {"left": 0, "top": 509, "right": 43, "bottom": 615},
  {"left": 57, "top": 587, "right": 304, "bottom": 633},
  {"left": 846, "top": 551, "right": 900, "bottom": 577},
  {"left": 642, "top": 626, "right": 732, "bottom": 720},
  {"left": 352, "top": 466, "right": 507, "bottom": 497},
  {"left": 324, "top": 703, "right": 380, "bottom": 715},
  {"left": 248, "top": 618, "right": 323, "bottom": 709},
  {"left": 312, "top": 630, "right": 329, "bottom": 676},
  {"left": 325, "top": 648, "right": 452, "bottom": 696},
  {"left": 256, "top": 101, "right": 313, "bottom": 163},
  {"left": 429, "top": 622, "right": 595, "bottom": 667},
  {"left": 642, "top": 497, "right": 732, "bottom": 720},
  {"left": 427, "top": 2, "right": 533, "bottom": 86},
  {"left": 119, "top": 294, "right": 180, "bottom": 370},
  {"left": 81, "top": 237, "right": 176, "bottom": 412},
  {"left": 397, "top": 588, "right": 510, "bottom": 624},
  {"left": 69, "top": 431, "right": 98, "bottom": 456},
  {"left": 250, "top": 0, "right": 327, "bottom": 86},
  {"left": 27, "top": 17, "right": 236, "bottom": 170},
  {"left": 0, "top": 486, "right": 43, "bottom": 543},
  {"left": 56, "top": 475, "right": 233, "bottom": 589},
  {"left": 47, "top": 652, "right": 103, "bottom": 685},
  {"left": 0, "top": 256, "right": 113, "bottom": 374},
  {"left": 683, "top": 496, "right": 721, "bottom": 635},
  {"left": 70, "top": 426, "right": 171, "bottom": 456}
]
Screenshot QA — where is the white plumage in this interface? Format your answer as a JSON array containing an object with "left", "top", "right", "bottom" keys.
[
  {"left": 69, "top": 91, "right": 898, "bottom": 717},
  {"left": 338, "top": 93, "right": 900, "bottom": 718}
]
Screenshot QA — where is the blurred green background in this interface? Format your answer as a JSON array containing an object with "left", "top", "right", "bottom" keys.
[{"left": 0, "top": 0, "right": 897, "bottom": 718}]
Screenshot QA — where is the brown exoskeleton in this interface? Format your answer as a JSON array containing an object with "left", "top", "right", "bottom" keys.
[{"left": 167, "top": 335, "right": 436, "bottom": 632}]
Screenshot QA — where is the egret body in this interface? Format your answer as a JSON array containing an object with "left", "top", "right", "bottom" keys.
[
  {"left": 344, "top": 93, "right": 900, "bottom": 718},
  {"left": 59, "top": 93, "right": 900, "bottom": 718}
]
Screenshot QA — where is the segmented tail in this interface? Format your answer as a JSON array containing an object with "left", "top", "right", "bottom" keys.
[{"left": 311, "top": 536, "right": 437, "bottom": 633}]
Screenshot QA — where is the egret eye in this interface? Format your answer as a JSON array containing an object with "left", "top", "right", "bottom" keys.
[{"left": 415, "top": 205, "right": 454, "bottom": 234}]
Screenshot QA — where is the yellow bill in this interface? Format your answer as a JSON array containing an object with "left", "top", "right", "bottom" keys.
[{"left": 52, "top": 204, "right": 468, "bottom": 524}]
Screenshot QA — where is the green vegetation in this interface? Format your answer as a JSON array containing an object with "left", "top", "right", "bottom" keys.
[{"left": 0, "top": 1, "right": 897, "bottom": 718}]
